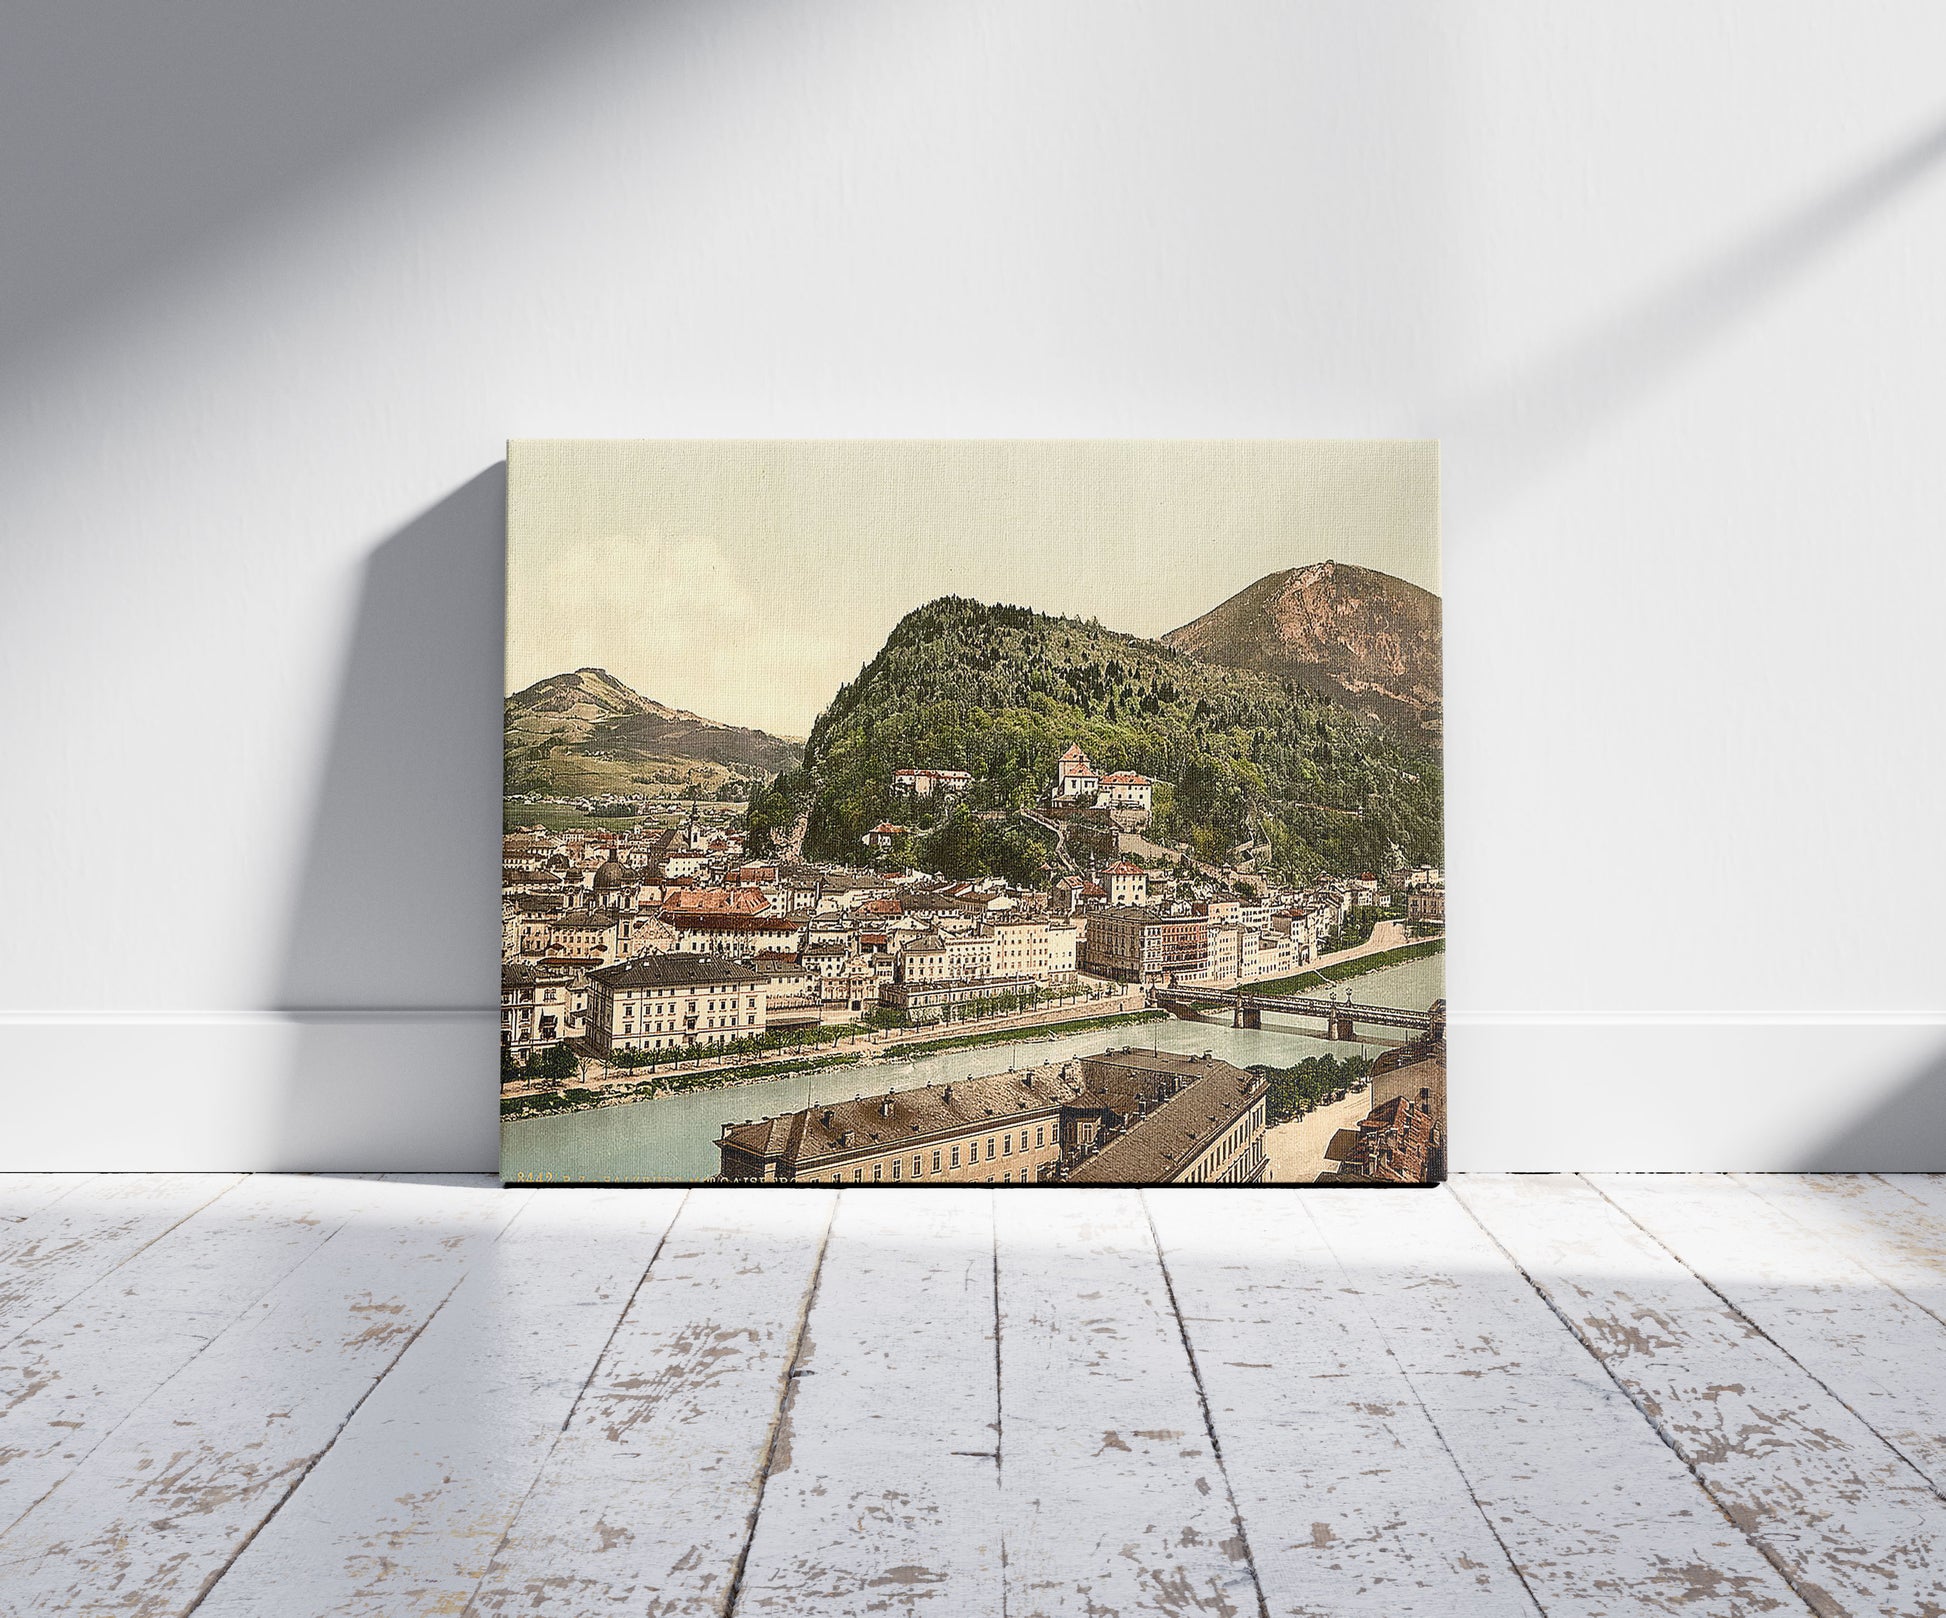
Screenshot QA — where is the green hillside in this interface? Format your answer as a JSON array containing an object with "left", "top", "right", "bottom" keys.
[{"left": 746, "top": 596, "right": 1442, "bottom": 884}]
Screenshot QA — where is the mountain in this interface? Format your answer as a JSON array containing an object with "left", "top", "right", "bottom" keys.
[
  {"left": 1163, "top": 561, "right": 1441, "bottom": 743},
  {"left": 747, "top": 597, "right": 1441, "bottom": 884},
  {"left": 505, "top": 668, "right": 802, "bottom": 798}
]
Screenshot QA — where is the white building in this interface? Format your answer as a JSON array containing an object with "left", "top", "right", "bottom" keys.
[
  {"left": 892, "top": 767, "right": 973, "bottom": 799},
  {"left": 1101, "top": 861, "right": 1149, "bottom": 907},
  {"left": 1096, "top": 771, "right": 1154, "bottom": 812},
  {"left": 1053, "top": 744, "right": 1100, "bottom": 802}
]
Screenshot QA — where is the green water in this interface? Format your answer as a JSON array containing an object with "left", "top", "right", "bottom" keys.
[{"left": 501, "top": 953, "right": 1445, "bottom": 1183}]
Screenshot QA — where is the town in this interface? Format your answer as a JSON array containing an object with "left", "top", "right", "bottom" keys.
[{"left": 503, "top": 742, "right": 1444, "bottom": 1179}]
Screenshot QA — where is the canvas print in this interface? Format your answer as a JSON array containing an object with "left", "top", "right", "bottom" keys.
[{"left": 502, "top": 441, "right": 1444, "bottom": 1185}]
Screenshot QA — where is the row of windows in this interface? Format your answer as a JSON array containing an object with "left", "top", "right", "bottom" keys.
[
  {"left": 612, "top": 992, "right": 759, "bottom": 1009},
  {"left": 820, "top": 1124, "right": 1050, "bottom": 1184},
  {"left": 1181, "top": 1104, "right": 1267, "bottom": 1184}
]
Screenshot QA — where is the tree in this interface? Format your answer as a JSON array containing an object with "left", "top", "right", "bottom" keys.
[{"left": 537, "top": 1042, "right": 579, "bottom": 1084}]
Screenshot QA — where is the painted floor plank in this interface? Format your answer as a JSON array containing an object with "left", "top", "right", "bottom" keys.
[
  {"left": 1594, "top": 1174, "right": 1946, "bottom": 1500},
  {"left": 0, "top": 1174, "right": 406, "bottom": 1536},
  {"left": 190, "top": 1187, "right": 686, "bottom": 1618},
  {"left": 0, "top": 1173, "right": 244, "bottom": 1347},
  {"left": 1310, "top": 1189, "right": 1807, "bottom": 1616},
  {"left": 732, "top": 1189, "right": 1003, "bottom": 1616},
  {"left": 1734, "top": 1175, "right": 1946, "bottom": 1325},
  {"left": 995, "top": 1189, "right": 1262, "bottom": 1618},
  {"left": 465, "top": 1189, "right": 836, "bottom": 1616},
  {"left": 1458, "top": 1173, "right": 1946, "bottom": 1618},
  {"left": 0, "top": 1175, "right": 526, "bottom": 1617},
  {"left": 0, "top": 1173, "right": 96, "bottom": 1222},
  {"left": 1147, "top": 1189, "right": 1540, "bottom": 1617}
]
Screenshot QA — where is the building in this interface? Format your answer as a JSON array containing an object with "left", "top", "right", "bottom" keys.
[
  {"left": 501, "top": 961, "right": 572, "bottom": 1050},
  {"left": 1044, "top": 920, "right": 1079, "bottom": 980},
  {"left": 1407, "top": 886, "right": 1446, "bottom": 925},
  {"left": 1239, "top": 927, "right": 1292, "bottom": 982},
  {"left": 1204, "top": 922, "right": 1242, "bottom": 985},
  {"left": 585, "top": 954, "right": 768, "bottom": 1057},
  {"left": 590, "top": 857, "right": 644, "bottom": 911},
  {"left": 892, "top": 767, "right": 973, "bottom": 799},
  {"left": 1096, "top": 771, "right": 1155, "bottom": 813},
  {"left": 1079, "top": 906, "right": 1209, "bottom": 985},
  {"left": 1324, "top": 1042, "right": 1446, "bottom": 1184},
  {"left": 862, "top": 822, "right": 913, "bottom": 852},
  {"left": 892, "top": 933, "right": 952, "bottom": 984},
  {"left": 1056, "top": 1051, "right": 1268, "bottom": 1185},
  {"left": 662, "top": 888, "right": 770, "bottom": 917},
  {"left": 986, "top": 915, "right": 1069, "bottom": 984},
  {"left": 823, "top": 965, "right": 880, "bottom": 1018},
  {"left": 1050, "top": 874, "right": 1107, "bottom": 915},
  {"left": 879, "top": 974, "right": 1040, "bottom": 1024},
  {"left": 1052, "top": 743, "right": 1100, "bottom": 802},
  {"left": 1100, "top": 861, "right": 1149, "bottom": 907},
  {"left": 716, "top": 1047, "right": 1266, "bottom": 1185},
  {"left": 666, "top": 913, "right": 804, "bottom": 956}
]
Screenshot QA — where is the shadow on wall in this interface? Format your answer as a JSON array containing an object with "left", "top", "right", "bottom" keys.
[
  {"left": 269, "top": 466, "right": 506, "bottom": 1170},
  {"left": 1794, "top": 1043, "right": 1946, "bottom": 1173},
  {"left": 0, "top": 1, "right": 641, "bottom": 376},
  {"left": 1446, "top": 110, "right": 1946, "bottom": 515}
]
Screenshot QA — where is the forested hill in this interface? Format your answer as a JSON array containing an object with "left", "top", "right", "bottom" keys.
[{"left": 745, "top": 596, "right": 1442, "bottom": 883}]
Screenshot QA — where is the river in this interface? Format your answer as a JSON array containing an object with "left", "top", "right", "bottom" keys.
[{"left": 501, "top": 952, "right": 1445, "bottom": 1183}]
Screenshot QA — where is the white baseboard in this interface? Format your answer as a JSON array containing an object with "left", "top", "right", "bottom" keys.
[
  {"left": 0, "top": 1013, "right": 498, "bottom": 1173},
  {"left": 1, "top": 1013, "right": 1940, "bottom": 1173}
]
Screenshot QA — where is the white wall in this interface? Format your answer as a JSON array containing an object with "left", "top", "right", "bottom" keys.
[{"left": 4, "top": 1, "right": 1943, "bottom": 1171}]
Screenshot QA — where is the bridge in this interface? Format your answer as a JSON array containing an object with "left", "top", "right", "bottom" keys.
[{"left": 1151, "top": 985, "right": 1445, "bottom": 1044}]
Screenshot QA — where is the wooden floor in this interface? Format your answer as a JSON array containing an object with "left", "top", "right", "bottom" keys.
[{"left": 3, "top": 1176, "right": 1945, "bottom": 1616}]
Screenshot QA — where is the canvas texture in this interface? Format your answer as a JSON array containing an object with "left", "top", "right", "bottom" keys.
[{"left": 502, "top": 441, "right": 1444, "bottom": 1185}]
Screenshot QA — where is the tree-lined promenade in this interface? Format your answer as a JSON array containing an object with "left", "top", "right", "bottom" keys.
[
  {"left": 501, "top": 987, "right": 1153, "bottom": 1118},
  {"left": 1241, "top": 931, "right": 1444, "bottom": 997}
]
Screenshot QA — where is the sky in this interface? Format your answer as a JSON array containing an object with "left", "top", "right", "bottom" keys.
[{"left": 506, "top": 439, "right": 1439, "bottom": 739}]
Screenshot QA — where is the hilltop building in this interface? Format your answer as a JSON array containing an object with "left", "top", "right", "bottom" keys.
[
  {"left": 716, "top": 1048, "right": 1267, "bottom": 1185},
  {"left": 892, "top": 767, "right": 972, "bottom": 799},
  {"left": 1052, "top": 744, "right": 1100, "bottom": 802},
  {"left": 1097, "top": 771, "right": 1155, "bottom": 813},
  {"left": 1049, "top": 745, "right": 1153, "bottom": 825}
]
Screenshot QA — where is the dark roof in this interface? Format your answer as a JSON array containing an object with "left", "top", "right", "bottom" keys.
[
  {"left": 719, "top": 1064, "right": 1078, "bottom": 1166},
  {"left": 592, "top": 858, "right": 633, "bottom": 890},
  {"left": 508, "top": 894, "right": 567, "bottom": 915},
  {"left": 553, "top": 908, "right": 617, "bottom": 929},
  {"left": 589, "top": 955, "right": 764, "bottom": 989},
  {"left": 715, "top": 1046, "right": 1245, "bottom": 1179},
  {"left": 1062, "top": 1054, "right": 1265, "bottom": 1184},
  {"left": 670, "top": 913, "right": 800, "bottom": 933}
]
